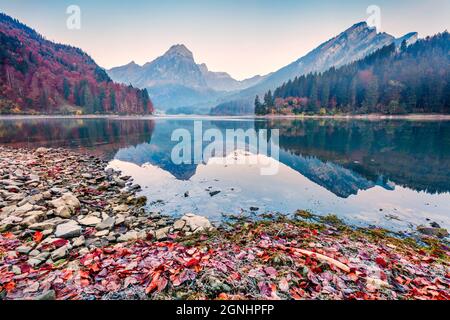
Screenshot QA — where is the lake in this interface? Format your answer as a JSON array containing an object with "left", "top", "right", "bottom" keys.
[{"left": 0, "top": 116, "right": 449, "bottom": 232}]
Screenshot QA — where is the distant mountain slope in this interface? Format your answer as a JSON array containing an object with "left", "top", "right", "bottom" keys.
[
  {"left": 213, "top": 22, "right": 418, "bottom": 115},
  {"left": 257, "top": 32, "right": 450, "bottom": 115},
  {"left": 107, "top": 44, "right": 265, "bottom": 113},
  {"left": 0, "top": 12, "right": 153, "bottom": 115},
  {"left": 198, "top": 63, "right": 266, "bottom": 92}
]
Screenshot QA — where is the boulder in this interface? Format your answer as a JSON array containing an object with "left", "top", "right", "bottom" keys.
[
  {"left": 178, "top": 213, "right": 213, "bottom": 232},
  {"left": 50, "top": 193, "right": 80, "bottom": 217}
]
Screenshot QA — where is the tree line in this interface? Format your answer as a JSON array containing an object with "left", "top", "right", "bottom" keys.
[{"left": 255, "top": 32, "right": 450, "bottom": 115}]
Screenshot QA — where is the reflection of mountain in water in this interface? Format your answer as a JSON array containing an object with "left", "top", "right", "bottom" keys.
[
  {"left": 115, "top": 142, "right": 198, "bottom": 180},
  {"left": 280, "top": 150, "right": 374, "bottom": 198},
  {"left": 256, "top": 119, "right": 450, "bottom": 195},
  {"left": 111, "top": 119, "right": 397, "bottom": 197},
  {"left": 1, "top": 118, "right": 449, "bottom": 198}
]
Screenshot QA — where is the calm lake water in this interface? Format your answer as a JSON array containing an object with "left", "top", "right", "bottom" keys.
[{"left": 1, "top": 117, "right": 449, "bottom": 232}]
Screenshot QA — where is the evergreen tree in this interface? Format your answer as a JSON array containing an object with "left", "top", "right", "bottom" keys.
[{"left": 63, "top": 78, "right": 71, "bottom": 100}]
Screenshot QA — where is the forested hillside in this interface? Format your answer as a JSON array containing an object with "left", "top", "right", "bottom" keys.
[
  {"left": 256, "top": 32, "right": 450, "bottom": 115},
  {"left": 0, "top": 13, "right": 153, "bottom": 114}
]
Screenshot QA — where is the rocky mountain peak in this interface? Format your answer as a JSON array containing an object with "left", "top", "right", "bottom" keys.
[
  {"left": 164, "top": 44, "right": 194, "bottom": 59},
  {"left": 346, "top": 21, "right": 370, "bottom": 33}
]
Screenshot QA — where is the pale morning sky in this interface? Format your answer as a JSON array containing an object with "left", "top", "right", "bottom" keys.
[{"left": 1, "top": 0, "right": 449, "bottom": 80}]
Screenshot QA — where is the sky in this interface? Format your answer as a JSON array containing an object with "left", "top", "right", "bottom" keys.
[{"left": 1, "top": 0, "right": 449, "bottom": 80}]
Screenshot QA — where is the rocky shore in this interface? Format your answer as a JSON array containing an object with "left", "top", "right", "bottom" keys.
[{"left": 0, "top": 147, "right": 449, "bottom": 300}]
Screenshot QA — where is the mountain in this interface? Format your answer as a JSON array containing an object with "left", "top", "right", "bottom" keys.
[
  {"left": 107, "top": 44, "right": 265, "bottom": 113},
  {"left": 198, "top": 63, "right": 266, "bottom": 92},
  {"left": 0, "top": 13, "right": 153, "bottom": 115},
  {"left": 213, "top": 22, "right": 419, "bottom": 115},
  {"left": 257, "top": 32, "right": 450, "bottom": 115}
]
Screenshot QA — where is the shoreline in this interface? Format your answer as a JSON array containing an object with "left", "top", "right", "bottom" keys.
[
  {"left": 0, "top": 146, "right": 449, "bottom": 300},
  {"left": 0, "top": 113, "right": 450, "bottom": 121}
]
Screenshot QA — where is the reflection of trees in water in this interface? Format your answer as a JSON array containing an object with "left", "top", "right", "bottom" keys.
[
  {"left": 256, "top": 119, "right": 450, "bottom": 194},
  {"left": 0, "top": 119, "right": 155, "bottom": 159},
  {"left": 1, "top": 118, "right": 449, "bottom": 196}
]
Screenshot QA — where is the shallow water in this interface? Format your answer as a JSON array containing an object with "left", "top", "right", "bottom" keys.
[{"left": 0, "top": 117, "right": 449, "bottom": 231}]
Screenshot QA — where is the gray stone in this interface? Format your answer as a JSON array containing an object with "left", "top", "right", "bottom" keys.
[
  {"left": 27, "top": 258, "right": 43, "bottom": 267},
  {"left": 50, "top": 193, "right": 80, "bottom": 216},
  {"left": 55, "top": 205, "right": 72, "bottom": 218},
  {"left": 34, "top": 290, "right": 56, "bottom": 300},
  {"left": 117, "top": 231, "right": 139, "bottom": 242},
  {"left": 115, "top": 215, "right": 125, "bottom": 226},
  {"left": 29, "top": 220, "right": 57, "bottom": 231},
  {"left": 113, "top": 204, "right": 129, "bottom": 213},
  {"left": 21, "top": 210, "right": 46, "bottom": 226},
  {"left": 29, "top": 249, "right": 40, "bottom": 257},
  {"left": 17, "top": 245, "right": 33, "bottom": 254},
  {"left": 55, "top": 221, "right": 82, "bottom": 239},
  {"left": 72, "top": 236, "right": 85, "bottom": 247},
  {"left": 12, "top": 265, "right": 21, "bottom": 275},
  {"left": 14, "top": 203, "right": 34, "bottom": 215},
  {"left": 95, "top": 230, "right": 109, "bottom": 237},
  {"left": 51, "top": 246, "right": 68, "bottom": 260},
  {"left": 35, "top": 252, "right": 50, "bottom": 261},
  {"left": 173, "top": 219, "right": 186, "bottom": 230},
  {"left": 78, "top": 215, "right": 102, "bottom": 226},
  {"left": 155, "top": 227, "right": 171, "bottom": 241},
  {"left": 181, "top": 213, "right": 213, "bottom": 232},
  {"left": 96, "top": 217, "right": 115, "bottom": 230}
]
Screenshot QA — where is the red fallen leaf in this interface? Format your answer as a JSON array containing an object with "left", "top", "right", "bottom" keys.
[
  {"left": 33, "top": 231, "right": 43, "bottom": 243},
  {"left": 218, "top": 293, "right": 229, "bottom": 300},
  {"left": 61, "top": 269, "right": 73, "bottom": 281},
  {"left": 395, "top": 276, "right": 405, "bottom": 285},
  {"left": 53, "top": 239, "right": 68, "bottom": 248},
  {"left": 79, "top": 279, "right": 90, "bottom": 287},
  {"left": 375, "top": 256, "right": 388, "bottom": 268},
  {"left": 348, "top": 272, "right": 359, "bottom": 282},
  {"left": 290, "top": 287, "right": 305, "bottom": 300},
  {"left": 194, "top": 265, "right": 202, "bottom": 273},
  {"left": 4, "top": 281, "right": 15, "bottom": 292},
  {"left": 3, "top": 232, "right": 15, "bottom": 239},
  {"left": 89, "top": 263, "right": 100, "bottom": 272},
  {"left": 145, "top": 272, "right": 161, "bottom": 294},
  {"left": 20, "top": 263, "right": 31, "bottom": 274},
  {"left": 229, "top": 272, "right": 241, "bottom": 281},
  {"left": 186, "top": 258, "right": 200, "bottom": 268}
]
